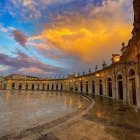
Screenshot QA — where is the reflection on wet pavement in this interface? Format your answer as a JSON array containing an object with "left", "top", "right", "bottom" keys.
[
  {"left": 0, "top": 90, "right": 88, "bottom": 138},
  {"left": 50, "top": 96, "right": 140, "bottom": 140},
  {"left": 0, "top": 91, "right": 140, "bottom": 140}
]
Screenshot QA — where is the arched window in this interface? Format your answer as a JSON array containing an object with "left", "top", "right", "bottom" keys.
[
  {"left": 99, "top": 79, "right": 102, "bottom": 82},
  {"left": 129, "top": 69, "right": 135, "bottom": 77},
  {"left": 107, "top": 78, "right": 112, "bottom": 82},
  {"left": 11, "top": 83, "right": 15, "bottom": 90},
  {"left": 117, "top": 75, "right": 123, "bottom": 80}
]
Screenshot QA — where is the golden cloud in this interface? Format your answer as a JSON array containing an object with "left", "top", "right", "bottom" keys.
[{"left": 29, "top": 0, "right": 133, "bottom": 63}]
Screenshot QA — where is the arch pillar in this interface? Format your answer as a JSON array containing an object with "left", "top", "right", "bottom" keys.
[
  {"left": 88, "top": 79, "right": 92, "bottom": 94},
  {"left": 22, "top": 83, "right": 26, "bottom": 90}
]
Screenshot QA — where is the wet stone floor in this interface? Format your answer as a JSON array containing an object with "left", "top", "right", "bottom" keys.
[
  {"left": 0, "top": 90, "right": 89, "bottom": 138},
  {"left": 0, "top": 91, "right": 140, "bottom": 140},
  {"left": 49, "top": 96, "right": 140, "bottom": 140}
]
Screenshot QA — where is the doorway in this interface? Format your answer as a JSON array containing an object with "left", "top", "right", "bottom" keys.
[
  {"left": 19, "top": 83, "right": 22, "bottom": 90},
  {"left": 117, "top": 74, "right": 123, "bottom": 100},
  {"left": 99, "top": 80, "right": 103, "bottom": 95},
  {"left": 129, "top": 78, "right": 137, "bottom": 105},
  {"left": 92, "top": 81, "right": 95, "bottom": 96},
  {"left": 107, "top": 78, "right": 112, "bottom": 97},
  {"left": 80, "top": 82, "right": 83, "bottom": 92},
  {"left": 86, "top": 81, "right": 88, "bottom": 93}
]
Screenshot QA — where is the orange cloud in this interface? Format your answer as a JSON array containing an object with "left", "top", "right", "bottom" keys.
[
  {"left": 34, "top": 23, "right": 132, "bottom": 63},
  {"left": 29, "top": 0, "right": 133, "bottom": 63}
]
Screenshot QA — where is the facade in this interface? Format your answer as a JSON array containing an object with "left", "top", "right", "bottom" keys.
[{"left": 1, "top": 0, "right": 140, "bottom": 110}]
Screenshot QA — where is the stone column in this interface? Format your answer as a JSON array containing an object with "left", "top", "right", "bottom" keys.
[
  {"left": 95, "top": 78, "right": 99, "bottom": 95},
  {"left": 34, "top": 83, "right": 37, "bottom": 90},
  {"left": 15, "top": 83, "right": 19, "bottom": 90},
  {"left": 39, "top": 83, "right": 41, "bottom": 90},
  {"left": 6, "top": 82, "right": 11, "bottom": 90},
  {"left": 88, "top": 79, "right": 92, "bottom": 94},
  {"left": 22, "top": 83, "right": 26, "bottom": 90}
]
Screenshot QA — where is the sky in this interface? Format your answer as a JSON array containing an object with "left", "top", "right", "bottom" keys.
[{"left": 0, "top": 0, "right": 134, "bottom": 78}]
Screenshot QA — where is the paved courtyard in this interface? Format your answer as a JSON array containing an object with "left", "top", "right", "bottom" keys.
[
  {"left": 0, "top": 92, "right": 140, "bottom": 140},
  {"left": 38, "top": 96, "right": 140, "bottom": 140},
  {"left": 0, "top": 90, "right": 89, "bottom": 139}
]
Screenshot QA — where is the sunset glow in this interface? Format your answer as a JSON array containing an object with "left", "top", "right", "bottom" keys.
[{"left": 0, "top": 0, "right": 133, "bottom": 77}]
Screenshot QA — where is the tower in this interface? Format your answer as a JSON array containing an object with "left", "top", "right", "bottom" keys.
[{"left": 132, "top": 0, "right": 140, "bottom": 36}]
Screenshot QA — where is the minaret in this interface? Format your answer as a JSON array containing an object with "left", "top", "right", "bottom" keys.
[{"left": 132, "top": 0, "right": 140, "bottom": 37}]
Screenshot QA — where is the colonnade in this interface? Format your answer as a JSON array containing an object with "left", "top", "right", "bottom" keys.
[{"left": 4, "top": 68, "right": 138, "bottom": 106}]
